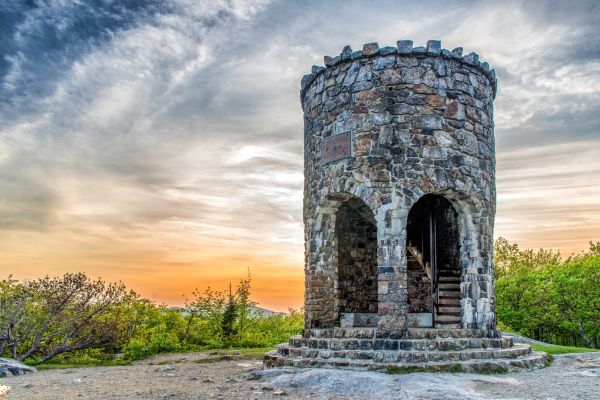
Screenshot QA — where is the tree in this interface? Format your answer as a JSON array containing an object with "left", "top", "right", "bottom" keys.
[
  {"left": 494, "top": 238, "right": 600, "bottom": 348},
  {"left": 0, "top": 273, "right": 130, "bottom": 363},
  {"left": 0, "top": 276, "right": 33, "bottom": 359},
  {"left": 221, "top": 284, "right": 237, "bottom": 342},
  {"left": 235, "top": 272, "right": 257, "bottom": 341}
]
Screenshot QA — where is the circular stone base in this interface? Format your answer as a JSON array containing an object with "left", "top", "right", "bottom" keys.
[{"left": 264, "top": 329, "right": 548, "bottom": 373}]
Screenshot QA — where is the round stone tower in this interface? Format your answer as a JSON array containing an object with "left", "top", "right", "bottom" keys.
[
  {"left": 302, "top": 39, "right": 497, "bottom": 336},
  {"left": 265, "top": 40, "right": 546, "bottom": 372}
]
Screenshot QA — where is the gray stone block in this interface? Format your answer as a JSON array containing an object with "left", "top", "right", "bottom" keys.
[
  {"left": 397, "top": 40, "right": 413, "bottom": 54},
  {"left": 426, "top": 40, "right": 441, "bottom": 55}
]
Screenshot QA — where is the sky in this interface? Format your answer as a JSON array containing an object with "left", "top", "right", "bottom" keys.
[{"left": 0, "top": 0, "right": 598, "bottom": 311}]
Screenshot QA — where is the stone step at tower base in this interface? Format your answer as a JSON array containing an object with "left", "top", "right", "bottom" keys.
[{"left": 264, "top": 328, "right": 548, "bottom": 373}]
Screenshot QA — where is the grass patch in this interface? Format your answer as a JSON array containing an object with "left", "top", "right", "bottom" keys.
[
  {"left": 156, "top": 359, "right": 184, "bottom": 365},
  {"left": 529, "top": 344, "right": 600, "bottom": 355},
  {"left": 474, "top": 364, "right": 508, "bottom": 374},
  {"left": 386, "top": 365, "right": 430, "bottom": 374},
  {"left": 449, "top": 363, "right": 465, "bottom": 373},
  {"left": 25, "top": 347, "right": 273, "bottom": 370},
  {"left": 224, "top": 347, "right": 274, "bottom": 357},
  {"left": 30, "top": 359, "right": 131, "bottom": 370},
  {"left": 192, "top": 347, "right": 274, "bottom": 364}
]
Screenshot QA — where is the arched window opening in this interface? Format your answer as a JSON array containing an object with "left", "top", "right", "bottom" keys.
[{"left": 335, "top": 197, "right": 378, "bottom": 327}]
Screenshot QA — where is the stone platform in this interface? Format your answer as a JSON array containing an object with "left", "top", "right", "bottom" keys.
[{"left": 264, "top": 328, "right": 548, "bottom": 373}]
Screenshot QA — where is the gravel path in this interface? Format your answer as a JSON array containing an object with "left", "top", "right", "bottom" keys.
[{"left": 1, "top": 351, "right": 598, "bottom": 399}]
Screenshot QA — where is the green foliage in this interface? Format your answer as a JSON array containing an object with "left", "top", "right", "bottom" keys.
[
  {"left": 449, "top": 364, "right": 464, "bottom": 373},
  {"left": 0, "top": 273, "right": 131, "bottom": 364},
  {"left": 221, "top": 285, "right": 238, "bottom": 343},
  {"left": 124, "top": 321, "right": 183, "bottom": 360},
  {"left": 0, "top": 271, "right": 303, "bottom": 365},
  {"left": 234, "top": 309, "right": 304, "bottom": 348},
  {"left": 386, "top": 365, "right": 430, "bottom": 374},
  {"left": 495, "top": 239, "right": 600, "bottom": 349}
]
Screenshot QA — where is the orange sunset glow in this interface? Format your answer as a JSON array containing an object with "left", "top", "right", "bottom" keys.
[{"left": 1, "top": 1, "right": 599, "bottom": 312}]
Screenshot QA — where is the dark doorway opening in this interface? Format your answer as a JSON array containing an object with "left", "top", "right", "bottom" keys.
[
  {"left": 406, "top": 194, "right": 461, "bottom": 328},
  {"left": 336, "top": 197, "right": 378, "bottom": 327}
]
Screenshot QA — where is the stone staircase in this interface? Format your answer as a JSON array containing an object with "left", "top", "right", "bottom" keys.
[
  {"left": 264, "top": 328, "right": 548, "bottom": 373},
  {"left": 435, "top": 274, "right": 462, "bottom": 328}
]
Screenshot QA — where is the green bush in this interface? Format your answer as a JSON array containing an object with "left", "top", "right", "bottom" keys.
[
  {"left": 124, "top": 322, "right": 183, "bottom": 360},
  {"left": 495, "top": 239, "right": 600, "bottom": 348}
]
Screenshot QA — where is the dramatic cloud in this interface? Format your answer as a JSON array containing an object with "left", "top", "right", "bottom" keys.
[{"left": 1, "top": 0, "right": 598, "bottom": 309}]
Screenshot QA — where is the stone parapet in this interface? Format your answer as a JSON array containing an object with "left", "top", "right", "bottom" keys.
[{"left": 301, "top": 40, "right": 497, "bottom": 102}]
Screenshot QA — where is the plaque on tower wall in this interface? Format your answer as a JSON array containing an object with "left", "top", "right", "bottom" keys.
[{"left": 321, "top": 131, "right": 351, "bottom": 164}]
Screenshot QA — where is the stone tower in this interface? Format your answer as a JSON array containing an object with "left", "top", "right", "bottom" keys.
[{"left": 265, "top": 40, "right": 547, "bottom": 372}]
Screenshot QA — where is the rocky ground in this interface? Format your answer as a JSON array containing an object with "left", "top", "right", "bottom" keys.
[{"left": 1, "top": 351, "right": 599, "bottom": 399}]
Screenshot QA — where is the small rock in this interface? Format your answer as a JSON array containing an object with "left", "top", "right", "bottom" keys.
[
  {"left": 0, "top": 385, "right": 11, "bottom": 398},
  {"left": 155, "top": 365, "right": 176, "bottom": 373},
  {"left": 0, "top": 358, "right": 37, "bottom": 377},
  {"left": 273, "top": 390, "right": 287, "bottom": 396},
  {"left": 73, "top": 378, "right": 82, "bottom": 384},
  {"left": 202, "top": 377, "right": 214, "bottom": 383},
  {"left": 244, "top": 371, "right": 261, "bottom": 380}
]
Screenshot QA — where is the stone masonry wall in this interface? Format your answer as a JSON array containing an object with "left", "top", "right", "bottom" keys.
[
  {"left": 302, "top": 40, "right": 498, "bottom": 337},
  {"left": 407, "top": 257, "right": 431, "bottom": 313}
]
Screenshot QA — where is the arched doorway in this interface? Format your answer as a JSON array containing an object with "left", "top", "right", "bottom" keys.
[
  {"left": 406, "top": 194, "right": 461, "bottom": 328},
  {"left": 335, "top": 197, "right": 378, "bottom": 327}
]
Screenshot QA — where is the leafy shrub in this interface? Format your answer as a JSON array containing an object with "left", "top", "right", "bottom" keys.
[{"left": 495, "top": 239, "right": 600, "bottom": 348}]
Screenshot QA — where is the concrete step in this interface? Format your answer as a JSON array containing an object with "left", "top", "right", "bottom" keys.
[
  {"left": 438, "top": 270, "right": 461, "bottom": 276},
  {"left": 437, "top": 313, "right": 461, "bottom": 319},
  {"left": 437, "top": 306, "right": 461, "bottom": 313},
  {"left": 307, "top": 328, "right": 376, "bottom": 339},
  {"left": 438, "top": 291, "right": 461, "bottom": 298},
  {"left": 281, "top": 344, "right": 531, "bottom": 361},
  {"left": 287, "top": 336, "right": 514, "bottom": 351},
  {"left": 435, "top": 322, "right": 462, "bottom": 329},
  {"left": 438, "top": 283, "right": 460, "bottom": 290},
  {"left": 405, "top": 328, "right": 472, "bottom": 339},
  {"left": 437, "top": 297, "right": 460, "bottom": 305},
  {"left": 435, "top": 314, "right": 461, "bottom": 322},
  {"left": 264, "top": 350, "right": 548, "bottom": 373},
  {"left": 438, "top": 276, "right": 461, "bottom": 282}
]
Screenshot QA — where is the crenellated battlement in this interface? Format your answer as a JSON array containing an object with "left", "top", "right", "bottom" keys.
[{"left": 300, "top": 39, "right": 497, "bottom": 101}]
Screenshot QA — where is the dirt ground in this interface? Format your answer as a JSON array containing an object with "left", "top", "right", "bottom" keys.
[{"left": 2, "top": 351, "right": 599, "bottom": 399}]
